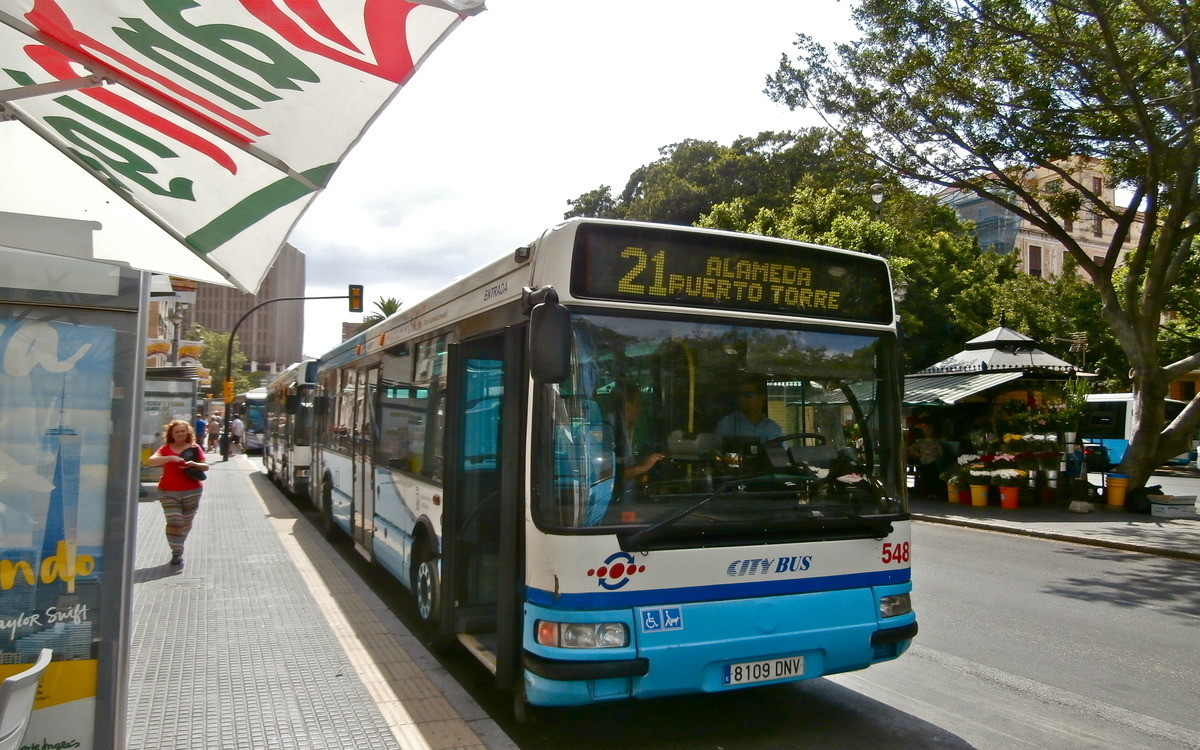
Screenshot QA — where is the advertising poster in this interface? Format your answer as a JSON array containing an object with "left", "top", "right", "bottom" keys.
[{"left": 0, "top": 303, "right": 126, "bottom": 750}]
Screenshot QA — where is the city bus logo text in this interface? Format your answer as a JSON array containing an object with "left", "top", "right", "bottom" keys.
[{"left": 726, "top": 556, "right": 812, "bottom": 577}]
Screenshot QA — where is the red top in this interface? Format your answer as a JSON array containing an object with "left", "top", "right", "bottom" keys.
[{"left": 157, "top": 443, "right": 205, "bottom": 492}]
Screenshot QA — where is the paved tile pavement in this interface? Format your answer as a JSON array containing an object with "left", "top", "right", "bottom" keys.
[{"left": 129, "top": 456, "right": 516, "bottom": 750}]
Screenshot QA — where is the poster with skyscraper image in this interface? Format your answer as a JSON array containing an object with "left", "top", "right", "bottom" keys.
[{"left": 0, "top": 306, "right": 117, "bottom": 750}]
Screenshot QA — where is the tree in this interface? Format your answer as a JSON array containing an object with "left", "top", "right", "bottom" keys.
[
  {"left": 356, "top": 297, "right": 403, "bottom": 333},
  {"left": 566, "top": 129, "right": 881, "bottom": 225},
  {"left": 197, "top": 328, "right": 258, "bottom": 397},
  {"left": 767, "top": 0, "right": 1200, "bottom": 490}
]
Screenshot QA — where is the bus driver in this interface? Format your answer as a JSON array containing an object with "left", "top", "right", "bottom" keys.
[{"left": 714, "top": 376, "right": 783, "bottom": 442}]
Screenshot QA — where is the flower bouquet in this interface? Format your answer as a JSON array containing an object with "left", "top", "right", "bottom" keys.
[{"left": 991, "top": 467, "right": 1025, "bottom": 487}]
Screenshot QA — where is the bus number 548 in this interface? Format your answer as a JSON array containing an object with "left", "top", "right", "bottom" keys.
[{"left": 881, "top": 542, "right": 910, "bottom": 564}]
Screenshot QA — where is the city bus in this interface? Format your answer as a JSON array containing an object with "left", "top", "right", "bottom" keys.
[
  {"left": 232, "top": 387, "right": 267, "bottom": 454},
  {"left": 264, "top": 360, "right": 318, "bottom": 497},
  {"left": 1080, "top": 393, "right": 1195, "bottom": 466},
  {"left": 310, "top": 218, "right": 916, "bottom": 713}
]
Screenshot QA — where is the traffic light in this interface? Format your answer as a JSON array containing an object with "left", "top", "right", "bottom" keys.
[{"left": 348, "top": 284, "right": 363, "bottom": 313}]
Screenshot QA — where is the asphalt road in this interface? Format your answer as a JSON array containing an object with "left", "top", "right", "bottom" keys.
[{"left": 282, "top": 462, "right": 1200, "bottom": 749}]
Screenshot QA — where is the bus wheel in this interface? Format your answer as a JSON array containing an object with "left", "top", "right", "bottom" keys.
[
  {"left": 321, "top": 481, "right": 338, "bottom": 540},
  {"left": 413, "top": 549, "right": 439, "bottom": 623}
]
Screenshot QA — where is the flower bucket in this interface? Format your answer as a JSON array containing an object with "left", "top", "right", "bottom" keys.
[
  {"left": 1039, "top": 487, "right": 1056, "bottom": 503},
  {"left": 1042, "top": 469, "right": 1059, "bottom": 488},
  {"left": 959, "top": 488, "right": 972, "bottom": 504},
  {"left": 969, "top": 484, "right": 989, "bottom": 507},
  {"left": 1105, "top": 473, "right": 1128, "bottom": 509},
  {"left": 999, "top": 485, "right": 1019, "bottom": 509},
  {"left": 946, "top": 483, "right": 961, "bottom": 503}
]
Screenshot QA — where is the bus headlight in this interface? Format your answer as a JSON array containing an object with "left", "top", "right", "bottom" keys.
[
  {"left": 879, "top": 593, "right": 911, "bottom": 618},
  {"left": 536, "top": 620, "right": 628, "bottom": 648}
]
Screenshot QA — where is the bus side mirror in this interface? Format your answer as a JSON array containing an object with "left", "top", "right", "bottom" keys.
[{"left": 529, "top": 298, "right": 570, "bottom": 384}]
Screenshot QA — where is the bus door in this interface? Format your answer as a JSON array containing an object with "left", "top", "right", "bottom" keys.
[
  {"left": 441, "top": 328, "right": 524, "bottom": 688},
  {"left": 353, "top": 366, "right": 380, "bottom": 557}
]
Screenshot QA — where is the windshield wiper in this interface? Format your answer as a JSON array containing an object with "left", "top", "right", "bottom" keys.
[
  {"left": 623, "top": 484, "right": 744, "bottom": 549},
  {"left": 805, "top": 505, "right": 894, "bottom": 539}
]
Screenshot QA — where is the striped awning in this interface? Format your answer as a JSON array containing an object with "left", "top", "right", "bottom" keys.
[{"left": 903, "top": 371, "right": 1026, "bottom": 406}]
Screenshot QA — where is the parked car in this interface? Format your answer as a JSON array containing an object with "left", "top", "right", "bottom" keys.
[{"left": 1081, "top": 442, "right": 1112, "bottom": 472}]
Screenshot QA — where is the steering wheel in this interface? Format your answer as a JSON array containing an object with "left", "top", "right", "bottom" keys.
[{"left": 764, "top": 432, "right": 826, "bottom": 446}]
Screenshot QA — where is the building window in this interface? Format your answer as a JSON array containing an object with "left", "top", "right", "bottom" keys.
[
  {"left": 1064, "top": 216, "right": 1073, "bottom": 233},
  {"left": 1092, "top": 211, "right": 1103, "bottom": 236},
  {"left": 1028, "top": 245, "right": 1043, "bottom": 277},
  {"left": 1092, "top": 176, "right": 1103, "bottom": 194}
]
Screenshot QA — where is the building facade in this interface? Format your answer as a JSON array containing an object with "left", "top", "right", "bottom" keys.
[
  {"left": 940, "top": 161, "right": 1138, "bottom": 278},
  {"left": 941, "top": 162, "right": 1200, "bottom": 399},
  {"left": 187, "top": 242, "right": 305, "bottom": 377}
]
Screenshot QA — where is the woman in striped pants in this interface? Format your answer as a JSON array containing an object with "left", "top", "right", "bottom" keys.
[{"left": 148, "top": 420, "right": 209, "bottom": 566}]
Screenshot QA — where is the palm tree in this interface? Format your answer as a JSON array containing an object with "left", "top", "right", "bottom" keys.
[{"left": 356, "top": 296, "right": 402, "bottom": 332}]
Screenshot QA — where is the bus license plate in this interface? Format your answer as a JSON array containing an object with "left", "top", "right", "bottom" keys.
[{"left": 722, "top": 655, "right": 805, "bottom": 686}]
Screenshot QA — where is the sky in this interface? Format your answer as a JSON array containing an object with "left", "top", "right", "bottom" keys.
[{"left": 289, "top": 0, "right": 858, "bottom": 357}]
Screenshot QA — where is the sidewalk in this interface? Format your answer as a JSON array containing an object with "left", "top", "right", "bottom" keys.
[
  {"left": 909, "top": 474, "right": 1200, "bottom": 562},
  {"left": 128, "top": 456, "right": 516, "bottom": 750}
]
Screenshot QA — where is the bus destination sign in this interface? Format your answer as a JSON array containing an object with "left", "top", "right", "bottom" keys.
[{"left": 571, "top": 224, "right": 893, "bottom": 324}]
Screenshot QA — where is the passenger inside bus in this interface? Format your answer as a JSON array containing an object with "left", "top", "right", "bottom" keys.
[{"left": 606, "top": 383, "right": 666, "bottom": 499}]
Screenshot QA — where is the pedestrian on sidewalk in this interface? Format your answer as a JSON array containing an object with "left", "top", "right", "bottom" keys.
[
  {"left": 206, "top": 412, "right": 222, "bottom": 452},
  {"left": 194, "top": 410, "right": 207, "bottom": 449},
  {"left": 147, "top": 419, "right": 208, "bottom": 566},
  {"left": 229, "top": 413, "right": 244, "bottom": 455}
]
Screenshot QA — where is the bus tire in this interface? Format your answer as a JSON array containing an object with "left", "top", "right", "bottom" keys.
[
  {"left": 321, "top": 479, "right": 338, "bottom": 540},
  {"left": 412, "top": 547, "right": 439, "bottom": 624}
]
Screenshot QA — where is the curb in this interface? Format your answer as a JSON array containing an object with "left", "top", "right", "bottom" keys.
[{"left": 912, "top": 512, "right": 1200, "bottom": 562}]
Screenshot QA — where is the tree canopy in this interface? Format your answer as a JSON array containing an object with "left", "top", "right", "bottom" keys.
[
  {"left": 197, "top": 327, "right": 259, "bottom": 397},
  {"left": 767, "top": 0, "right": 1200, "bottom": 488},
  {"left": 356, "top": 296, "right": 403, "bottom": 333},
  {"left": 566, "top": 129, "right": 881, "bottom": 226}
]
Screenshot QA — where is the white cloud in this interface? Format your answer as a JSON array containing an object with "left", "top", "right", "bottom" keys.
[{"left": 292, "top": 0, "right": 855, "bottom": 355}]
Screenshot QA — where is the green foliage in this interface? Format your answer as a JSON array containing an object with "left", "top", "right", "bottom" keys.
[
  {"left": 565, "top": 129, "right": 881, "bottom": 225},
  {"left": 565, "top": 186, "right": 619, "bottom": 219},
  {"left": 357, "top": 296, "right": 403, "bottom": 333},
  {"left": 767, "top": 0, "right": 1200, "bottom": 485},
  {"left": 197, "top": 328, "right": 259, "bottom": 397}
]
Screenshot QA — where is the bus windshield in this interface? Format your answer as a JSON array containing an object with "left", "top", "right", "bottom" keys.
[{"left": 535, "top": 312, "right": 905, "bottom": 546}]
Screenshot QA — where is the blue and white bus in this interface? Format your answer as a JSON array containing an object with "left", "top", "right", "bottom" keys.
[
  {"left": 1081, "top": 393, "right": 1194, "bottom": 466},
  {"left": 310, "top": 219, "right": 916, "bottom": 713},
  {"left": 232, "top": 387, "right": 267, "bottom": 454},
  {"left": 264, "top": 360, "right": 317, "bottom": 497}
]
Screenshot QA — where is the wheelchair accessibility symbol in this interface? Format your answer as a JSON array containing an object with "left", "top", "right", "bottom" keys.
[{"left": 640, "top": 606, "right": 684, "bottom": 632}]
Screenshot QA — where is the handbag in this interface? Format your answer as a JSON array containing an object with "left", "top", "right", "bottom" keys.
[{"left": 179, "top": 446, "right": 207, "bottom": 482}]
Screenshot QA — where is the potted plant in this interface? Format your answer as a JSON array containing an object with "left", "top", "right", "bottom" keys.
[
  {"left": 967, "top": 467, "right": 992, "bottom": 506},
  {"left": 992, "top": 468, "right": 1024, "bottom": 508},
  {"left": 942, "top": 456, "right": 977, "bottom": 503}
]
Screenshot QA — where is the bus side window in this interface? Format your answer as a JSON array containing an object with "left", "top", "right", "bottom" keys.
[
  {"left": 336, "top": 370, "right": 356, "bottom": 452},
  {"left": 378, "top": 345, "right": 420, "bottom": 473},
  {"left": 415, "top": 336, "right": 451, "bottom": 483}
]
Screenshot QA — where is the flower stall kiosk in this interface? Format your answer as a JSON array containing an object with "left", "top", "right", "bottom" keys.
[{"left": 903, "top": 327, "right": 1097, "bottom": 509}]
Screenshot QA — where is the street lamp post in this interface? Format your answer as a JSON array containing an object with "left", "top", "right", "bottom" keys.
[
  {"left": 871, "top": 183, "right": 885, "bottom": 220},
  {"left": 169, "top": 304, "right": 187, "bottom": 365},
  {"left": 219, "top": 290, "right": 360, "bottom": 460}
]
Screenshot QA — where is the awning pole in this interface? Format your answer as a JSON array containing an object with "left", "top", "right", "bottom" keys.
[{"left": 0, "top": 75, "right": 106, "bottom": 103}]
